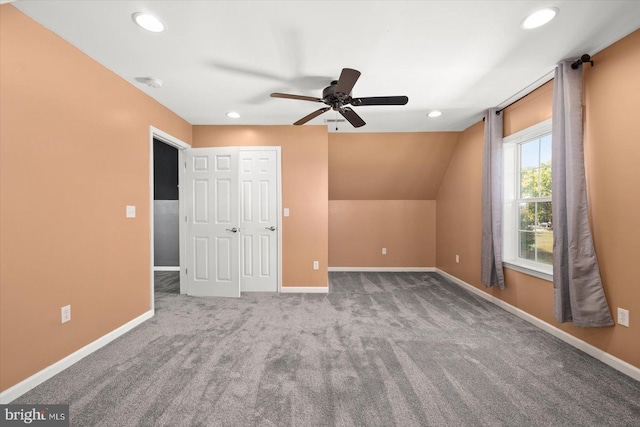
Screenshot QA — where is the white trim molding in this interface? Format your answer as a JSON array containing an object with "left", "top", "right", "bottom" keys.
[
  {"left": 436, "top": 268, "right": 640, "bottom": 382},
  {"left": 279, "top": 286, "right": 328, "bottom": 294},
  {"left": 328, "top": 267, "right": 436, "bottom": 272},
  {"left": 153, "top": 266, "right": 180, "bottom": 271},
  {"left": 0, "top": 310, "right": 154, "bottom": 404}
]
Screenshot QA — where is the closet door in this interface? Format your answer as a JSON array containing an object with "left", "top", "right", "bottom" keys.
[
  {"left": 239, "top": 149, "right": 278, "bottom": 292},
  {"left": 185, "top": 147, "right": 240, "bottom": 297}
]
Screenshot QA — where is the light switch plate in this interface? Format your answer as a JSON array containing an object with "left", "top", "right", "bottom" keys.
[
  {"left": 61, "top": 305, "right": 71, "bottom": 324},
  {"left": 126, "top": 205, "right": 136, "bottom": 218},
  {"left": 313, "top": 261, "right": 319, "bottom": 270},
  {"left": 284, "top": 208, "right": 290, "bottom": 217}
]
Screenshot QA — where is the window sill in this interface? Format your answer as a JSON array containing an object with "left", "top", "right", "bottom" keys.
[{"left": 503, "top": 261, "right": 553, "bottom": 282}]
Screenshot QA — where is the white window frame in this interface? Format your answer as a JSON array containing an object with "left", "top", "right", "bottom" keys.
[{"left": 503, "top": 118, "right": 553, "bottom": 281}]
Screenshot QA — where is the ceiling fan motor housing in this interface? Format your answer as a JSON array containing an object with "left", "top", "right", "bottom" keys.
[{"left": 322, "top": 81, "right": 351, "bottom": 110}]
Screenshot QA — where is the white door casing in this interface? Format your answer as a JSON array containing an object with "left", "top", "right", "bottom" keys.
[
  {"left": 239, "top": 150, "right": 278, "bottom": 292},
  {"left": 185, "top": 147, "right": 240, "bottom": 297},
  {"left": 184, "top": 147, "right": 280, "bottom": 297}
]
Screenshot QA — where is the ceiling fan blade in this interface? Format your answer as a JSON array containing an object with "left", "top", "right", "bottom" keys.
[
  {"left": 339, "top": 107, "right": 366, "bottom": 128},
  {"left": 351, "top": 96, "right": 409, "bottom": 106},
  {"left": 293, "top": 107, "right": 331, "bottom": 125},
  {"left": 271, "top": 93, "right": 322, "bottom": 103},
  {"left": 334, "top": 68, "right": 361, "bottom": 95}
]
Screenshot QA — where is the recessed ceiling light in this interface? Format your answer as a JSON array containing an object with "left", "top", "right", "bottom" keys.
[
  {"left": 226, "top": 112, "right": 240, "bottom": 119},
  {"left": 427, "top": 111, "right": 442, "bottom": 118},
  {"left": 132, "top": 12, "right": 164, "bottom": 33},
  {"left": 521, "top": 8, "right": 558, "bottom": 30}
]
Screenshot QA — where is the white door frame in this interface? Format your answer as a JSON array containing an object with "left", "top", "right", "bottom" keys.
[{"left": 149, "top": 126, "right": 190, "bottom": 311}]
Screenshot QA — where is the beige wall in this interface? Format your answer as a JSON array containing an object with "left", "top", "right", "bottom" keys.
[
  {"left": 328, "top": 132, "right": 458, "bottom": 267},
  {"left": 0, "top": 6, "right": 192, "bottom": 392},
  {"left": 329, "top": 132, "right": 459, "bottom": 200},
  {"left": 436, "top": 29, "right": 640, "bottom": 369},
  {"left": 329, "top": 200, "right": 436, "bottom": 267},
  {"left": 192, "top": 125, "right": 328, "bottom": 288}
]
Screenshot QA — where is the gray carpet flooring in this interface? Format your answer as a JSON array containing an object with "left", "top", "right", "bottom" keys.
[
  {"left": 14, "top": 272, "right": 640, "bottom": 426},
  {"left": 154, "top": 271, "right": 180, "bottom": 294}
]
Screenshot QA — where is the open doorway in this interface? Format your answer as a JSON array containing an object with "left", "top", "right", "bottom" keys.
[
  {"left": 149, "top": 126, "right": 190, "bottom": 312},
  {"left": 153, "top": 138, "right": 180, "bottom": 295}
]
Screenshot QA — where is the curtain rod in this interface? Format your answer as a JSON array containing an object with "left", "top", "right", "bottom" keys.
[{"left": 482, "top": 53, "right": 593, "bottom": 121}]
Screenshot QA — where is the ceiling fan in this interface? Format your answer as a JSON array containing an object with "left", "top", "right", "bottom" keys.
[{"left": 270, "top": 68, "right": 408, "bottom": 128}]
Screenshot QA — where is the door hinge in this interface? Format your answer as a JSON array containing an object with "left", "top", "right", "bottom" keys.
[
  {"left": 184, "top": 161, "right": 187, "bottom": 169},
  {"left": 185, "top": 268, "right": 188, "bottom": 275},
  {"left": 185, "top": 215, "right": 187, "bottom": 222}
]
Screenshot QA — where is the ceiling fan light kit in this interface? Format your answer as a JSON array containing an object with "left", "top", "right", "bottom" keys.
[{"left": 271, "top": 68, "right": 408, "bottom": 128}]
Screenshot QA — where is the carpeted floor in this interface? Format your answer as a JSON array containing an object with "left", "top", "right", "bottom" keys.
[
  {"left": 153, "top": 271, "right": 180, "bottom": 294},
  {"left": 14, "top": 272, "right": 640, "bottom": 426}
]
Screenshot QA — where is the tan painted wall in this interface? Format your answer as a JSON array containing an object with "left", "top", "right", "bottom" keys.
[
  {"left": 329, "top": 132, "right": 459, "bottom": 200},
  {"left": 328, "top": 132, "right": 459, "bottom": 267},
  {"left": 329, "top": 200, "right": 436, "bottom": 267},
  {"left": 436, "top": 29, "right": 640, "bottom": 368},
  {"left": 0, "top": 6, "right": 193, "bottom": 392},
  {"left": 192, "top": 125, "right": 328, "bottom": 288}
]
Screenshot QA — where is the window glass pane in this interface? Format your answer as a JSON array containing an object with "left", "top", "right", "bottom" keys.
[
  {"left": 540, "top": 134, "right": 552, "bottom": 164},
  {"left": 519, "top": 231, "right": 535, "bottom": 261},
  {"left": 539, "top": 164, "right": 552, "bottom": 197},
  {"left": 536, "top": 230, "right": 553, "bottom": 264},
  {"left": 521, "top": 139, "right": 540, "bottom": 169},
  {"left": 519, "top": 202, "right": 535, "bottom": 230},
  {"left": 537, "top": 201, "right": 552, "bottom": 226},
  {"left": 520, "top": 168, "right": 540, "bottom": 198}
]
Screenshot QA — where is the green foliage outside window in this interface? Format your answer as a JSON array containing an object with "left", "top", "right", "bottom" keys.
[{"left": 518, "top": 135, "right": 552, "bottom": 265}]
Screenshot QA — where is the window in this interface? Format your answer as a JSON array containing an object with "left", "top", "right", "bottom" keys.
[{"left": 503, "top": 119, "right": 553, "bottom": 280}]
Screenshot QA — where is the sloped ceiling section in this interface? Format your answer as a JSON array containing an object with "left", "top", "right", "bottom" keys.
[{"left": 329, "top": 133, "right": 460, "bottom": 200}]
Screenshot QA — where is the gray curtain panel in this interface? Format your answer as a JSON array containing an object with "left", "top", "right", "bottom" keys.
[
  {"left": 481, "top": 108, "right": 505, "bottom": 289},
  {"left": 551, "top": 61, "right": 613, "bottom": 327}
]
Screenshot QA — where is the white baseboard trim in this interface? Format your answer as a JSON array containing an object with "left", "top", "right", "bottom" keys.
[
  {"left": 153, "top": 266, "right": 180, "bottom": 271},
  {"left": 435, "top": 268, "right": 640, "bottom": 382},
  {"left": 0, "top": 310, "right": 154, "bottom": 404},
  {"left": 328, "top": 267, "right": 436, "bottom": 272},
  {"left": 280, "top": 286, "right": 328, "bottom": 293}
]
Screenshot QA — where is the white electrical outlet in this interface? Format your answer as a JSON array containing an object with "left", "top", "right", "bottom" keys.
[
  {"left": 284, "top": 208, "right": 290, "bottom": 217},
  {"left": 617, "top": 308, "right": 629, "bottom": 327},
  {"left": 61, "top": 305, "right": 71, "bottom": 324},
  {"left": 126, "top": 205, "right": 136, "bottom": 218},
  {"left": 382, "top": 248, "right": 387, "bottom": 255},
  {"left": 456, "top": 255, "right": 460, "bottom": 264},
  {"left": 313, "top": 261, "right": 319, "bottom": 270}
]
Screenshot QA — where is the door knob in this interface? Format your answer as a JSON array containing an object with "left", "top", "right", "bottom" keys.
[
  {"left": 265, "top": 226, "right": 276, "bottom": 231},
  {"left": 226, "top": 227, "right": 239, "bottom": 233}
]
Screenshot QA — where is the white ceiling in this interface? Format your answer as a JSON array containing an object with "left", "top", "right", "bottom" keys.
[{"left": 11, "top": 0, "right": 640, "bottom": 132}]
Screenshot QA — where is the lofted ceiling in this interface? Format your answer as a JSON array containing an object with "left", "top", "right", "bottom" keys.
[{"left": 9, "top": 0, "right": 640, "bottom": 133}]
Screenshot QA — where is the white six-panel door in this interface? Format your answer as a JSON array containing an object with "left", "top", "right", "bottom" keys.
[
  {"left": 185, "top": 148, "right": 240, "bottom": 297},
  {"left": 239, "top": 150, "right": 278, "bottom": 292},
  {"left": 184, "top": 147, "right": 279, "bottom": 297}
]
